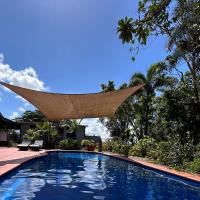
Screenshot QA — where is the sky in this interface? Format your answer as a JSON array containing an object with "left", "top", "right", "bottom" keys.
[{"left": 0, "top": 0, "right": 167, "bottom": 140}]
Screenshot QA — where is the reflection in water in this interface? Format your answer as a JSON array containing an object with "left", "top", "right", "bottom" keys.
[{"left": 0, "top": 152, "right": 200, "bottom": 200}]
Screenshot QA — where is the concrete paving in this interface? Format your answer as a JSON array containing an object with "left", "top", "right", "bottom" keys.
[{"left": 0, "top": 147, "right": 46, "bottom": 176}]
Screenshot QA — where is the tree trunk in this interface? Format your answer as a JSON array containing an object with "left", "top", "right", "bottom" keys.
[{"left": 144, "top": 90, "right": 149, "bottom": 136}]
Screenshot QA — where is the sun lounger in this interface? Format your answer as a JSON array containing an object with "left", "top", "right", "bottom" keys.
[
  {"left": 17, "top": 139, "right": 32, "bottom": 151},
  {"left": 29, "top": 140, "right": 43, "bottom": 151}
]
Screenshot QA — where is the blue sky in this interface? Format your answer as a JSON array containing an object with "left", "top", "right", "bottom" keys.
[{"left": 0, "top": 0, "right": 167, "bottom": 138}]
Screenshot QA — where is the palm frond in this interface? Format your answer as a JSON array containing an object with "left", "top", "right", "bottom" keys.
[
  {"left": 130, "top": 72, "right": 147, "bottom": 87},
  {"left": 147, "top": 62, "right": 166, "bottom": 81},
  {"left": 117, "top": 17, "right": 134, "bottom": 44}
]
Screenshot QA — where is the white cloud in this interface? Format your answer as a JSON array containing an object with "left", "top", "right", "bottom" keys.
[
  {"left": 9, "top": 112, "right": 20, "bottom": 120},
  {"left": 0, "top": 53, "right": 47, "bottom": 107},
  {"left": 0, "top": 53, "right": 47, "bottom": 91},
  {"left": 24, "top": 102, "right": 30, "bottom": 107},
  {"left": 81, "top": 118, "right": 110, "bottom": 141},
  {"left": 19, "top": 107, "right": 26, "bottom": 113}
]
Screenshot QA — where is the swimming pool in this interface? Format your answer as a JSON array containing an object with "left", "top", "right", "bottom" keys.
[{"left": 0, "top": 152, "right": 200, "bottom": 200}]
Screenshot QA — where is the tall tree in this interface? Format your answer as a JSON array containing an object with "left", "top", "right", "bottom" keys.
[
  {"left": 99, "top": 81, "right": 133, "bottom": 140},
  {"left": 99, "top": 64, "right": 175, "bottom": 141},
  {"left": 15, "top": 110, "right": 46, "bottom": 122},
  {"left": 117, "top": 0, "right": 200, "bottom": 100},
  {"left": 130, "top": 62, "right": 176, "bottom": 136}
]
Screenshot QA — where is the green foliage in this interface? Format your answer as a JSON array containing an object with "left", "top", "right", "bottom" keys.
[
  {"left": 117, "top": 0, "right": 200, "bottom": 70},
  {"left": 15, "top": 110, "right": 46, "bottom": 122},
  {"left": 68, "top": 120, "right": 82, "bottom": 133},
  {"left": 100, "top": 81, "right": 115, "bottom": 92},
  {"left": 129, "top": 62, "right": 176, "bottom": 137},
  {"left": 81, "top": 139, "right": 95, "bottom": 147},
  {"left": 117, "top": 0, "right": 200, "bottom": 131},
  {"left": 194, "top": 144, "right": 200, "bottom": 158},
  {"left": 36, "top": 121, "right": 58, "bottom": 149},
  {"left": 129, "top": 137, "right": 156, "bottom": 157},
  {"left": 152, "top": 80, "right": 200, "bottom": 144},
  {"left": 24, "top": 129, "right": 40, "bottom": 140},
  {"left": 99, "top": 0, "right": 200, "bottom": 174},
  {"left": 9, "top": 131, "right": 21, "bottom": 144},
  {"left": 5, "top": 0, "right": 200, "bottom": 175},
  {"left": 154, "top": 141, "right": 170, "bottom": 164},
  {"left": 151, "top": 138, "right": 194, "bottom": 166},
  {"left": 99, "top": 62, "right": 177, "bottom": 141},
  {"left": 103, "top": 139, "right": 130, "bottom": 156},
  {"left": 117, "top": 16, "right": 134, "bottom": 44},
  {"left": 183, "top": 158, "right": 200, "bottom": 174},
  {"left": 112, "top": 140, "right": 130, "bottom": 155},
  {"left": 8, "top": 141, "right": 18, "bottom": 147},
  {"left": 99, "top": 81, "right": 132, "bottom": 139},
  {"left": 59, "top": 139, "right": 78, "bottom": 150},
  {"left": 102, "top": 140, "right": 115, "bottom": 152}
]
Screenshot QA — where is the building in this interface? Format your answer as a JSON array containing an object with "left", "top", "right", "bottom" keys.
[{"left": 0, "top": 113, "right": 36, "bottom": 146}]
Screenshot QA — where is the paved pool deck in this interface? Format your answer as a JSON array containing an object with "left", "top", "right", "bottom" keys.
[
  {"left": 0, "top": 148, "right": 200, "bottom": 183},
  {"left": 0, "top": 147, "right": 47, "bottom": 176}
]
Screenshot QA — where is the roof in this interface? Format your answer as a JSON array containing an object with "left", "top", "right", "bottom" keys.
[
  {"left": 0, "top": 82, "right": 144, "bottom": 121},
  {"left": 0, "top": 113, "right": 21, "bottom": 129}
]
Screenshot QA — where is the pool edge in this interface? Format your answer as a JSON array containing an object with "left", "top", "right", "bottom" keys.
[
  {"left": 0, "top": 152, "right": 48, "bottom": 178},
  {"left": 48, "top": 150, "right": 200, "bottom": 184},
  {"left": 1, "top": 149, "right": 200, "bottom": 185},
  {"left": 101, "top": 152, "right": 200, "bottom": 185}
]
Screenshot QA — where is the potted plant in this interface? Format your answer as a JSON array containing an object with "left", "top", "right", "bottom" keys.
[{"left": 81, "top": 139, "right": 96, "bottom": 151}]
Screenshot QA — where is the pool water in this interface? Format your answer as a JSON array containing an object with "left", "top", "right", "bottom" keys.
[{"left": 0, "top": 152, "right": 200, "bottom": 200}]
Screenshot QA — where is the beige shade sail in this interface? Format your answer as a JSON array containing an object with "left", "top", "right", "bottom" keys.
[{"left": 0, "top": 82, "right": 144, "bottom": 121}]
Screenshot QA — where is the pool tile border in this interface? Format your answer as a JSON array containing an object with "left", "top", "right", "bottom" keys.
[
  {"left": 0, "top": 149, "right": 200, "bottom": 184},
  {"left": 49, "top": 150, "right": 200, "bottom": 184},
  {"left": 100, "top": 152, "right": 200, "bottom": 184},
  {"left": 0, "top": 152, "right": 48, "bottom": 177}
]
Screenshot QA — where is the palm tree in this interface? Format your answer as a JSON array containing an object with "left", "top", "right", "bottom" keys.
[
  {"left": 36, "top": 121, "right": 57, "bottom": 147},
  {"left": 100, "top": 81, "right": 115, "bottom": 92},
  {"left": 60, "top": 119, "right": 82, "bottom": 134},
  {"left": 117, "top": 17, "right": 134, "bottom": 44},
  {"left": 68, "top": 119, "right": 82, "bottom": 133},
  {"left": 130, "top": 62, "right": 175, "bottom": 136}
]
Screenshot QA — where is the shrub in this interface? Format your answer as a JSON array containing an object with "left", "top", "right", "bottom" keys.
[
  {"left": 102, "top": 140, "right": 115, "bottom": 152},
  {"left": 147, "top": 149, "right": 159, "bottom": 160},
  {"left": 102, "top": 139, "right": 130, "bottom": 156},
  {"left": 8, "top": 141, "right": 18, "bottom": 147},
  {"left": 112, "top": 140, "right": 130, "bottom": 155},
  {"left": 81, "top": 139, "right": 95, "bottom": 148},
  {"left": 59, "top": 139, "right": 78, "bottom": 150},
  {"left": 194, "top": 144, "right": 200, "bottom": 158},
  {"left": 129, "top": 137, "right": 156, "bottom": 157},
  {"left": 155, "top": 141, "right": 171, "bottom": 164},
  {"left": 155, "top": 139, "right": 194, "bottom": 166},
  {"left": 183, "top": 158, "right": 200, "bottom": 174},
  {"left": 81, "top": 139, "right": 96, "bottom": 151}
]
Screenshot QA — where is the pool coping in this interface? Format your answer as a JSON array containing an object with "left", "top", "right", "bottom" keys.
[
  {"left": 100, "top": 152, "right": 200, "bottom": 184},
  {"left": 0, "top": 149, "right": 200, "bottom": 184},
  {"left": 48, "top": 150, "right": 200, "bottom": 184},
  {"left": 0, "top": 151, "right": 48, "bottom": 178}
]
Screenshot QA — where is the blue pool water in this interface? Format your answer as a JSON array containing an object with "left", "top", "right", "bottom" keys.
[{"left": 0, "top": 152, "right": 200, "bottom": 200}]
